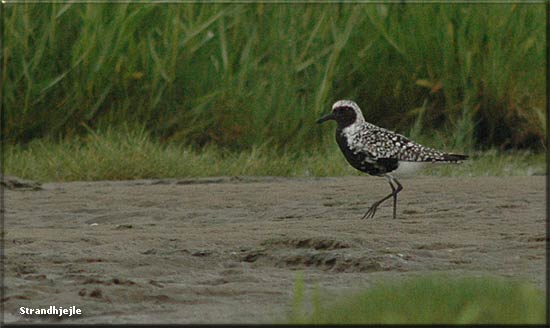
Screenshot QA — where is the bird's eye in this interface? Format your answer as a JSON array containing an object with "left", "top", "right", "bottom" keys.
[{"left": 334, "top": 106, "right": 351, "bottom": 114}]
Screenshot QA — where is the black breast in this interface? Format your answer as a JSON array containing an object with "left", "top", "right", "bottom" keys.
[{"left": 335, "top": 129, "right": 398, "bottom": 176}]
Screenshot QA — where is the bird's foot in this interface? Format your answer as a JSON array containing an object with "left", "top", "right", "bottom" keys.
[{"left": 362, "top": 202, "right": 381, "bottom": 220}]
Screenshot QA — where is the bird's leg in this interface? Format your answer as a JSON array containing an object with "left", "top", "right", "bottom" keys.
[
  {"left": 387, "top": 175, "right": 403, "bottom": 219},
  {"left": 362, "top": 177, "right": 396, "bottom": 220}
]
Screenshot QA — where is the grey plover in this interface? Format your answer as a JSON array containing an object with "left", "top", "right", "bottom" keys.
[{"left": 317, "top": 99, "right": 468, "bottom": 219}]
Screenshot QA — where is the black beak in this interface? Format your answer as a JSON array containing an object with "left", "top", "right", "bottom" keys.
[{"left": 316, "top": 113, "right": 335, "bottom": 124}]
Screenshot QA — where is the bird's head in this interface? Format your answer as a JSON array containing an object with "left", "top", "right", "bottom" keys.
[{"left": 316, "top": 100, "right": 365, "bottom": 128}]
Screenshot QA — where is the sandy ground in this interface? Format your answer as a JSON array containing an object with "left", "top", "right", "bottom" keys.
[{"left": 3, "top": 176, "right": 545, "bottom": 324}]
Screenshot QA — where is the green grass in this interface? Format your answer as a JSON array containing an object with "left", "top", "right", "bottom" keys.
[
  {"left": 3, "top": 3, "right": 545, "bottom": 152},
  {"left": 289, "top": 274, "right": 546, "bottom": 324},
  {"left": 4, "top": 127, "right": 544, "bottom": 182}
]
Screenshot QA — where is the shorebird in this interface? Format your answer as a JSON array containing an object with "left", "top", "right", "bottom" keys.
[{"left": 317, "top": 100, "right": 468, "bottom": 219}]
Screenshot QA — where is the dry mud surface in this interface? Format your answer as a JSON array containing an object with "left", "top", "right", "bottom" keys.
[{"left": 3, "top": 176, "right": 545, "bottom": 324}]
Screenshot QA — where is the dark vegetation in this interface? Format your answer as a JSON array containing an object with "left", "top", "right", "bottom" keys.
[{"left": 4, "top": 3, "right": 545, "bottom": 153}]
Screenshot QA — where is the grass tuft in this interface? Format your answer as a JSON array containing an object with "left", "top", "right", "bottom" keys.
[
  {"left": 4, "top": 127, "right": 544, "bottom": 182},
  {"left": 288, "top": 275, "right": 545, "bottom": 324}
]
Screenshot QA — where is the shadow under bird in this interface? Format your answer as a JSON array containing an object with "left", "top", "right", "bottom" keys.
[{"left": 317, "top": 100, "right": 468, "bottom": 220}]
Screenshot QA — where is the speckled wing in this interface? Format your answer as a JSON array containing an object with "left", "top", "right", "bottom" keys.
[{"left": 350, "top": 125, "right": 463, "bottom": 162}]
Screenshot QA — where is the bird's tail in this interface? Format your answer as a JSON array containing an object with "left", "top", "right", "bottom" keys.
[{"left": 443, "top": 153, "right": 468, "bottom": 162}]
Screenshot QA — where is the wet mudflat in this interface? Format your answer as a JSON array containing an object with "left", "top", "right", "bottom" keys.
[{"left": 4, "top": 176, "right": 545, "bottom": 323}]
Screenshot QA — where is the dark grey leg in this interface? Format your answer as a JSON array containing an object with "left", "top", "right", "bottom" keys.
[
  {"left": 388, "top": 175, "right": 403, "bottom": 219},
  {"left": 362, "top": 174, "right": 403, "bottom": 220}
]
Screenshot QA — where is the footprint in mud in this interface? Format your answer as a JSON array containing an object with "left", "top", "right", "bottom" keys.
[
  {"left": 261, "top": 236, "right": 352, "bottom": 250},
  {"left": 115, "top": 224, "right": 133, "bottom": 230},
  {"left": 273, "top": 214, "right": 299, "bottom": 221},
  {"left": 496, "top": 203, "right": 527, "bottom": 209},
  {"left": 241, "top": 236, "right": 393, "bottom": 273},
  {"left": 322, "top": 201, "right": 346, "bottom": 207},
  {"left": 242, "top": 250, "right": 264, "bottom": 263},
  {"left": 80, "top": 277, "right": 138, "bottom": 286},
  {"left": 80, "top": 288, "right": 105, "bottom": 300},
  {"left": 280, "top": 252, "right": 396, "bottom": 273},
  {"left": 280, "top": 252, "right": 387, "bottom": 272},
  {"left": 524, "top": 234, "right": 548, "bottom": 243},
  {"left": 78, "top": 278, "right": 140, "bottom": 303},
  {"left": 10, "top": 238, "right": 35, "bottom": 246},
  {"left": 414, "top": 242, "right": 463, "bottom": 250},
  {"left": 76, "top": 257, "right": 106, "bottom": 263},
  {"left": 402, "top": 208, "right": 421, "bottom": 215}
]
